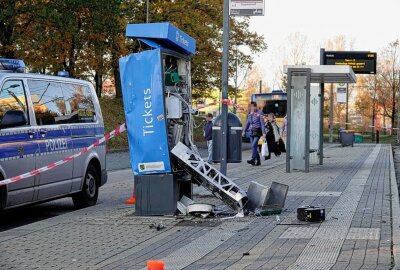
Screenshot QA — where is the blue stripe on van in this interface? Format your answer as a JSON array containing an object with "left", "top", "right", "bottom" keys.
[
  {"left": 0, "top": 140, "right": 40, "bottom": 159},
  {"left": 0, "top": 126, "right": 105, "bottom": 159}
]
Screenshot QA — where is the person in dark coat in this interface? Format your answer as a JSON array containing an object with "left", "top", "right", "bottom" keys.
[
  {"left": 204, "top": 113, "right": 213, "bottom": 162},
  {"left": 264, "top": 113, "right": 281, "bottom": 160},
  {"left": 243, "top": 102, "right": 266, "bottom": 166}
]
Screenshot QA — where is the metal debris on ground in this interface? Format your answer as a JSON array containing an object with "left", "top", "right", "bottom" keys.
[
  {"left": 149, "top": 223, "right": 166, "bottom": 231},
  {"left": 247, "top": 181, "right": 289, "bottom": 213},
  {"left": 187, "top": 203, "right": 215, "bottom": 217}
]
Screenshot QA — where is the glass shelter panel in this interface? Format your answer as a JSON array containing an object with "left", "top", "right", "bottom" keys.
[
  {"left": 310, "top": 85, "right": 321, "bottom": 164},
  {"left": 288, "top": 72, "right": 310, "bottom": 171}
]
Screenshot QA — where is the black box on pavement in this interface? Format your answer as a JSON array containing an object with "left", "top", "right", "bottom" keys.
[{"left": 297, "top": 206, "right": 325, "bottom": 222}]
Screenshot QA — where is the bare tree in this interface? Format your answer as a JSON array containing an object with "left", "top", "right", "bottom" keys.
[
  {"left": 325, "top": 35, "right": 354, "bottom": 138},
  {"left": 239, "top": 64, "right": 269, "bottom": 107},
  {"left": 277, "top": 32, "right": 315, "bottom": 90},
  {"left": 378, "top": 40, "right": 400, "bottom": 134}
]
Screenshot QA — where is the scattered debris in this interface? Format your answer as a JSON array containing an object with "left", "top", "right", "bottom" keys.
[
  {"left": 255, "top": 208, "right": 283, "bottom": 216},
  {"left": 187, "top": 203, "right": 215, "bottom": 217},
  {"left": 149, "top": 223, "right": 165, "bottom": 231},
  {"left": 235, "top": 227, "right": 249, "bottom": 233},
  {"left": 247, "top": 181, "right": 289, "bottom": 213},
  {"left": 297, "top": 206, "right": 326, "bottom": 222},
  {"left": 177, "top": 201, "right": 187, "bottom": 215},
  {"left": 177, "top": 195, "right": 196, "bottom": 215}
]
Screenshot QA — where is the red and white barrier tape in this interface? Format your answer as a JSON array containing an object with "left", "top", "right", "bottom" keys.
[{"left": 0, "top": 123, "right": 127, "bottom": 186}]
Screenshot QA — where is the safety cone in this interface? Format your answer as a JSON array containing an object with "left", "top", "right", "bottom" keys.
[
  {"left": 125, "top": 189, "right": 136, "bottom": 204},
  {"left": 147, "top": 260, "right": 165, "bottom": 270}
]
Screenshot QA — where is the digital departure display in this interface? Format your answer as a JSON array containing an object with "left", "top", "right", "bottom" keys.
[{"left": 324, "top": 51, "right": 377, "bottom": 74}]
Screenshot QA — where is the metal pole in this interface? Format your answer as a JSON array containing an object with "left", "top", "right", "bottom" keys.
[
  {"left": 259, "top": 80, "right": 262, "bottom": 94},
  {"left": 286, "top": 70, "right": 292, "bottom": 173},
  {"left": 305, "top": 69, "right": 311, "bottom": 173},
  {"left": 146, "top": 0, "right": 149, "bottom": 23},
  {"left": 319, "top": 48, "right": 325, "bottom": 165},
  {"left": 220, "top": 0, "right": 229, "bottom": 175},
  {"left": 234, "top": 45, "right": 238, "bottom": 114},
  {"left": 329, "top": 83, "right": 333, "bottom": 143},
  {"left": 346, "top": 83, "right": 349, "bottom": 130}
]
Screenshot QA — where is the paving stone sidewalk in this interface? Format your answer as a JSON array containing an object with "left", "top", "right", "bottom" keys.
[{"left": 1, "top": 144, "right": 399, "bottom": 270}]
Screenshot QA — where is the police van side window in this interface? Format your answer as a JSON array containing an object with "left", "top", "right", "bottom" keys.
[
  {"left": 28, "top": 80, "right": 67, "bottom": 125},
  {"left": 60, "top": 83, "right": 96, "bottom": 123},
  {"left": 0, "top": 80, "right": 29, "bottom": 128}
]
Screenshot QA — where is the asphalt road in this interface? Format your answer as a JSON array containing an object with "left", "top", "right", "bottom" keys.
[
  {"left": 106, "top": 143, "right": 251, "bottom": 171},
  {"left": 0, "top": 144, "right": 251, "bottom": 232}
]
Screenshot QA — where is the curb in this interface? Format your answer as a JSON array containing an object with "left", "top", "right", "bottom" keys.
[{"left": 389, "top": 144, "right": 400, "bottom": 269}]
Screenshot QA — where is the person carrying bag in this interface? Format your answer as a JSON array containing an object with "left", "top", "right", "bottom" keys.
[{"left": 243, "top": 102, "right": 266, "bottom": 166}]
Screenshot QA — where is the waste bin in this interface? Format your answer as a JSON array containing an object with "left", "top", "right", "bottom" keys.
[
  {"left": 338, "top": 127, "right": 346, "bottom": 143},
  {"left": 212, "top": 112, "right": 242, "bottom": 163},
  {"left": 354, "top": 134, "right": 364, "bottom": 143},
  {"left": 339, "top": 130, "right": 355, "bottom": 147}
]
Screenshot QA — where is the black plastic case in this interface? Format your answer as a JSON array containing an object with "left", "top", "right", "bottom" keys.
[{"left": 297, "top": 206, "right": 326, "bottom": 222}]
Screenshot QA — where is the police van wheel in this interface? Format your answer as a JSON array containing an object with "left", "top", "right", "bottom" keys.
[{"left": 72, "top": 165, "right": 99, "bottom": 208}]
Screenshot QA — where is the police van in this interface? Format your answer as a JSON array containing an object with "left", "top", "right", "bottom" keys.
[{"left": 0, "top": 59, "right": 107, "bottom": 210}]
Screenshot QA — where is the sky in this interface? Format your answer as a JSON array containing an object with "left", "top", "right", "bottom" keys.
[{"left": 249, "top": 0, "right": 400, "bottom": 89}]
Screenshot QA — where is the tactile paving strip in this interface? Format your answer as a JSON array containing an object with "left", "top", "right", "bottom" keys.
[
  {"left": 313, "top": 226, "right": 348, "bottom": 239},
  {"left": 323, "top": 211, "right": 355, "bottom": 227},
  {"left": 287, "top": 145, "right": 381, "bottom": 269},
  {"left": 296, "top": 238, "right": 345, "bottom": 264},
  {"left": 287, "top": 261, "right": 334, "bottom": 270},
  {"left": 288, "top": 191, "right": 342, "bottom": 197},
  {"left": 279, "top": 227, "right": 318, "bottom": 239},
  {"left": 142, "top": 219, "right": 252, "bottom": 270},
  {"left": 346, "top": 228, "right": 380, "bottom": 240}
]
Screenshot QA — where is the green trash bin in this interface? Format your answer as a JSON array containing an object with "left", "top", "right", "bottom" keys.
[{"left": 354, "top": 134, "right": 364, "bottom": 143}]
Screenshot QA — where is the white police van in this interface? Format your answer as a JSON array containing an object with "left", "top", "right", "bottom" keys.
[{"left": 0, "top": 59, "right": 107, "bottom": 210}]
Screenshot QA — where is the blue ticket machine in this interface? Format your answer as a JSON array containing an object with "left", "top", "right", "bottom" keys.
[{"left": 119, "top": 23, "right": 196, "bottom": 215}]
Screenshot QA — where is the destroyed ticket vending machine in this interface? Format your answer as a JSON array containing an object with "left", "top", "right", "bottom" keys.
[{"left": 119, "top": 23, "right": 196, "bottom": 216}]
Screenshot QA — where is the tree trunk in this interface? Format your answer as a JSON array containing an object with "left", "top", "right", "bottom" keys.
[
  {"left": 372, "top": 101, "right": 375, "bottom": 142},
  {"left": 114, "top": 62, "right": 122, "bottom": 98},
  {"left": 98, "top": 74, "right": 103, "bottom": 98},
  {"left": 392, "top": 85, "right": 396, "bottom": 135},
  {"left": 383, "top": 115, "right": 387, "bottom": 135},
  {"left": 95, "top": 72, "right": 98, "bottom": 96},
  {"left": 0, "top": 2, "right": 16, "bottom": 59}
]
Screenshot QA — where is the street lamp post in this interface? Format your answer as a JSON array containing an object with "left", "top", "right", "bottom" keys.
[
  {"left": 220, "top": 0, "right": 230, "bottom": 175},
  {"left": 234, "top": 44, "right": 239, "bottom": 114}
]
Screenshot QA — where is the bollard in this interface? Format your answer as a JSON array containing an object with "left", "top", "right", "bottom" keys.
[
  {"left": 376, "top": 130, "right": 380, "bottom": 144},
  {"left": 147, "top": 260, "right": 165, "bottom": 270}
]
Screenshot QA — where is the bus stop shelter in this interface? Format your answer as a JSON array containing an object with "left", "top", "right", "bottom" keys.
[{"left": 283, "top": 65, "right": 356, "bottom": 173}]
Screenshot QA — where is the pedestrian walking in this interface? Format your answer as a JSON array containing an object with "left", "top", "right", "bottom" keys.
[
  {"left": 243, "top": 102, "right": 266, "bottom": 166},
  {"left": 278, "top": 115, "right": 287, "bottom": 152},
  {"left": 264, "top": 113, "right": 281, "bottom": 160},
  {"left": 204, "top": 113, "right": 213, "bottom": 163},
  {"left": 281, "top": 115, "right": 287, "bottom": 144}
]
